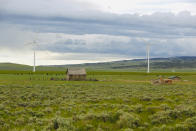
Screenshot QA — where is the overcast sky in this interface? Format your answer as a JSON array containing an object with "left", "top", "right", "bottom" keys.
[{"left": 0, "top": 0, "right": 196, "bottom": 65}]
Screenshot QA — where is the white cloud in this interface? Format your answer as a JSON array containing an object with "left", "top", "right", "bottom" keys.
[
  {"left": 1, "top": 0, "right": 196, "bottom": 17},
  {"left": 80, "top": 0, "right": 196, "bottom": 15}
]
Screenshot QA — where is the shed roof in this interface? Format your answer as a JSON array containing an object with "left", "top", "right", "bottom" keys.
[
  {"left": 66, "top": 68, "right": 86, "bottom": 75},
  {"left": 168, "top": 76, "right": 181, "bottom": 79}
]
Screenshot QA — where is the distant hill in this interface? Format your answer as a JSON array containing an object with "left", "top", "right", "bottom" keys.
[
  {"left": 1, "top": 56, "right": 196, "bottom": 71},
  {"left": 63, "top": 56, "right": 196, "bottom": 70},
  {"left": 0, "top": 63, "right": 31, "bottom": 70},
  {"left": 0, "top": 63, "right": 65, "bottom": 71}
]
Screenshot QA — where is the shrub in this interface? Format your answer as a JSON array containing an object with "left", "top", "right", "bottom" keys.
[
  {"left": 150, "top": 126, "right": 161, "bottom": 131},
  {"left": 17, "top": 101, "right": 29, "bottom": 107},
  {"left": 0, "top": 104, "right": 4, "bottom": 110},
  {"left": 79, "top": 112, "right": 96, "bottom": 120},
  {"left": 150, "top": 111, "right": 172, "bottom": 125},
  {"left": 84, "top": 124, "right": 94, "bottom": 130},
  {"left": 178, "top": 106, "right": 195, "bottom": 117},
  {"left": 143, "top": 122, "right": 150, "bottom": 128},
  {"left": 44, "top": 107, "right": 53, "bottom": 113},
  {"left": 96, "top": 127, "right": 104, "bottom": 131},
  {"left": 160, "top": 124, "right": 167, "bottom": 130},
  {"left": 29, "top": 110, "right": 44, "bottom": 117},
  {"left": 96, "top": 113, "right": 111, "bottom": 122},
  {"left": 184, "top": 116, "right": 196, "bottom": 130},
  {"left": 123, "top": 128, "right": 133, "bottom": 131},
  {"left": 15, "top": 117, "right": 26, "bottom": 126},
  {"left": 79, "top": 111, "right": 120, "bottom": 123},
  {"left": 48, "top": 117, "right": 75, "bottom": 130},
  {"left": 0, "top": 118, "right": 5, "bottom": 126},
  {"left": 146, "top": 106, "right": 160, "bottom": 114},
  {"left": 140, "top": 96, "right": 152, "bottom": 102},
  {"left": 1, "top": 123, "right": 10, "bottom": 129},
  {"left": 121, "top": 105, "right": 134, "bottom": 113},
  {"left": 117, "top": 112, "right": 141, "bottom": 129},
  {"left": 167, "top": 109, "right": 180, "bottom": 119},
  {"left": 0, "top": 118, "right": 10, "bottom": 130},
  {"left": 134, "top": 104, "right": 144, "bottom": 113},
  {"left": 175, "top": 124, "right": 188, "bottom": 130},
  {"left": 153, "top": 96, "right": 165, "bottom": 101},
  {"left": 160, "top": 104, "right": 170, "bottom": 111}
]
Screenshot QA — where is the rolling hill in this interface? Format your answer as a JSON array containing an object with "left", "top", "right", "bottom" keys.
[
  {"left": 0, "top": 63, "right": 65, "bottom": 71},
  {"left": 63, "top": 56, "right": 196, "bottom": 71},
  {"left": 1, "top": 56, "right": 196, "bottom": 71},
  {"left": 0, "top": 63, "right": 32, "bottom": 71}
]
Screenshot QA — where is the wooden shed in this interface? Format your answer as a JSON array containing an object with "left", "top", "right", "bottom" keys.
[{"left": 66, "top": 68, "right": 86, "bottom": 81}]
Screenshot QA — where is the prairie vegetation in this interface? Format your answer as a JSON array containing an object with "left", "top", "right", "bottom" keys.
[{"left": 0, "top": 71, "right": 196, "bottom": 130}]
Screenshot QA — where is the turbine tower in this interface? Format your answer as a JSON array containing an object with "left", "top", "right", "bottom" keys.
[
  {"left": 33, "top": 47, "right": 36, "bottom": 72},
  {"left": 146, "top": 44, "right": 150, "bottom": 73},
  {"left": 147, "top": 44, "right": 150, "bottom": 73},
  {"left": 32, "top": 40, "right": 37, "bottom": 72},
  {"left": 26, "top": 40, "right": 37, "bottom": 72}
]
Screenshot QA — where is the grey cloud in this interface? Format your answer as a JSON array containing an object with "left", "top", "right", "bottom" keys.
[
  {"left": 0, "top": 0, "right": 98, "bottom": 17},
  {"left": 0, "top": 24, "right": 34, "bottom": 49},
  {"left": 46, "top": 53, "right": 129, "bottom": 61},
  {"left": 1, "top": 11, "right": 196, "bottom": 38},
  {"left": 1, "top": 0, "right": 196, "bottom": 61},
  {"left": 1, "top": 0, "right": 196, "bottom": 39},
  {"left": 36, "top": 36, "right": 196, "bottom": 58}
]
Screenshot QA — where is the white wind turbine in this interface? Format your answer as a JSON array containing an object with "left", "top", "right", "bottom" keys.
[
  {"left": 143, "top": 38, "right": 151, "bottom": 73},
  {"left": 146, "top": 43, "right": 150, "bottom": 73},
  {"left": 33, "top": 40, "right": 36, "bottom": 72},
  {"left": 26, "top": 40, "right": 38, "bottom": 72}
]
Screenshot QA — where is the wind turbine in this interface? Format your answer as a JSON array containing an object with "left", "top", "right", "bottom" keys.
[
  {"left": 143, "top": 38, "right": 151, "bottom": 73},
  {"left": 26, "top": 40, "right": 38, "bottom": 72},
  {"left": 146, "top": 44, "right": 150, "bottom": 73},
  {"left": 33, "top": 41, "right": 36, "bottom": 72}
]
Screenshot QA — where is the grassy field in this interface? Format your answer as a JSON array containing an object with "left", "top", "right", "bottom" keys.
[{"left": 0, "top": 71, "right": 196, "bottom": 131}]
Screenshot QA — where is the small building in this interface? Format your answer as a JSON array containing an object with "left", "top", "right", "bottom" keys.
[
  {"left": 151, "top": 77, "right": 172, "bottom": 85},
  {"left": 66, "top": 68, "right": 86, "bottom": 81},
  {"left": 168, "top": 76, "right": 181, "bottom": 81}
]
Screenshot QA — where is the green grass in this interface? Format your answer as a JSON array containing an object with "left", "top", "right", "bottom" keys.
[{"left": 0, "top": 71, "right": 196, "bottom": 130}]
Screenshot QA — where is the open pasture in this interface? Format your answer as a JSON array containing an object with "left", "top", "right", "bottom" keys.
[{"left": 0, "top": 71, "right": 196, "bottom": 131}]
